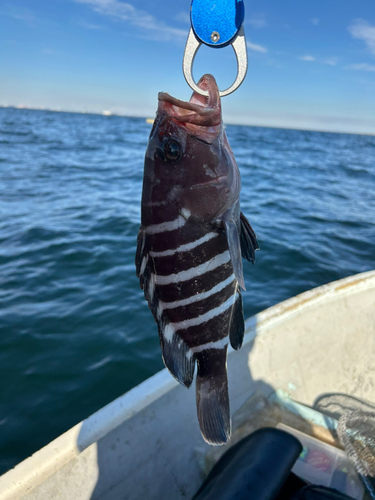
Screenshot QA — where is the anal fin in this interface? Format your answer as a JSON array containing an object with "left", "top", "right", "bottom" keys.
[
  {"left": 229, "top": 289, "right": 244, "bottom": 350},
  {"left": 196, "top": 347, "right": 231, "bottom": 445},
  {"left": 161, "top": 329, "right": 195, "bottom": 389}
]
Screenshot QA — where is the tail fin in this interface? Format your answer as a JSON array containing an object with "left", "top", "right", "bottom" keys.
[{"left": 195, "top": 347, "right": 231, "bottom": 445}]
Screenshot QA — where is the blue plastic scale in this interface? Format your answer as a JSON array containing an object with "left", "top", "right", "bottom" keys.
[
  {"left": 183, "top": 0, "right": 248, "bottom": 97},
  {"left": 191, "top": 0, "right": 245, "bottom": 48}
]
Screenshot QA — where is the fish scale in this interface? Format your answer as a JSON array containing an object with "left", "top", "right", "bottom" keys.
[{"left": 136, "top": 74, "right": 259, "bottom": 445}]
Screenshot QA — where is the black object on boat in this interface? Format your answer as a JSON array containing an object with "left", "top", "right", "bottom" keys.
[
  {"left": 192, "top": 427, "right": 303, "bottom": 500},
  {"left": 288, "top": 485, "right": 357, "bottom": 500}
]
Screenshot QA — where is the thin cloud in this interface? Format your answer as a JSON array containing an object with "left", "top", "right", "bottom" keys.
[
  {"left": 78, "top": 21, "right": 105, "bottom": 29},
  {"left": 324, "top": 57, "right": 339, "bottom": 66},
  {"left": 356, "top": 78, "right": 375, "bottom": 88},
  {"left": 348, "top": 19, "right": 375, "bottom": 55},
  {"left": 174, "top": 11, "right": 190, "bottom": 25},
  {"left": 42, "top": 48, "right": 63, "bottom": 56},
  {"left": 247, "top": 41, "right": 267, "bottom": 53},
  {"left": 247, "top": 13, "right": 267, "bottom": 29},
  {"left": 0, "top": 7, "right": 38, "bottom": 26},
  {"left": 346, "top": 63, "right": 375, "bottom": 72},
  {"left": 73, "top": 0, "right": 186, "bottom": 41},
  {"left": 298, "top": 55, "right": 315, "bottom": 62},
  {"left": 298, "top": 55, "right": 338, "bottom": 66},
  {"left": 311, "top": 18, "right": 319, "bottom": 25}
]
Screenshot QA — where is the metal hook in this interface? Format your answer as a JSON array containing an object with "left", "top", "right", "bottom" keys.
[{"left": 182, "top": 25, "right": 248, "bottom": 97}]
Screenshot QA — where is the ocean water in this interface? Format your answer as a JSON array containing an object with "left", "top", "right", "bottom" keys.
[{"left": 0, "top": 107, "right": 374, "bottom": 474}]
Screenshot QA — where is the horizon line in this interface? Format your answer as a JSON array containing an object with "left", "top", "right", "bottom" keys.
[{"left": 1, "top": 104, "right": 374, "bottom": 138}]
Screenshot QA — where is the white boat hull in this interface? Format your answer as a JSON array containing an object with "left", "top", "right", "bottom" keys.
[{"left": 1, "top": 270, "right": 374, "bottom": 500}]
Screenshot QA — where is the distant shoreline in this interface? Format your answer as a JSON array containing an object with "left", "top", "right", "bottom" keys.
[{"left": 1, "top": 105, "right": 374, "bottom": 137}]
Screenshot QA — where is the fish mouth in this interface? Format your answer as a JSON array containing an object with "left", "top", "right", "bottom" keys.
[{"left": 158, "top": 74, "right": 222, "bottom": 135}]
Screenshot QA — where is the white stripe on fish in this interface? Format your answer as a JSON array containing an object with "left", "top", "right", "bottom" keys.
[
  {"left": 163, "top": 292, "right": 240, "bottom": 343},
  {"left": 149, "top": 232, "right": 219, "bottom": 258},
  {"left": 187, "top": 338, "right": 229, "bottom": 359},
  {"left": 154, "top": 250, "right": 230, "bottom": 286},
  {"left": 157, "top": 274, "right": 235, "bottom": 318},
  {"left": 140, "top": 255, "right": 148, "bottom": 276},
  {"left": 145, "top": 212, "right": 189, "bottom": 235},
  {"left": 148, "top": 272, "right": 156, "bottom": 301}
]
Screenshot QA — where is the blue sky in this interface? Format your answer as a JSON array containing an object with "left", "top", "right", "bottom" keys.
[{"left": 1, "top": 0, "right": 375, "bottom": 134}]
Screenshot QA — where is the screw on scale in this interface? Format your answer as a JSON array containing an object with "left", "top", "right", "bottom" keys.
[{"left": 183, "top": 0, "right": 248, "bottom": 97}]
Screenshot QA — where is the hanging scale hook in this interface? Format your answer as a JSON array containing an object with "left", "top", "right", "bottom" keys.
[{"left": 183, "top": 0, "right": 248, "bottom": 97}]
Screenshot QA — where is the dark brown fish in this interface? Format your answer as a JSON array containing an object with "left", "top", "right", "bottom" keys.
[{"left": 136, "top": 74, "right": 259, "bottom": 445}]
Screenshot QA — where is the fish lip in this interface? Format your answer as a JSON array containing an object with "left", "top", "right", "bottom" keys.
[{"left": 157, "top": 74, "right": 221, "bottom": 129}]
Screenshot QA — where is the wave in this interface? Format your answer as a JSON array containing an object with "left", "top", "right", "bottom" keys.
[{"left": 0, "top": 107, "right": 374, "bottom": 475}]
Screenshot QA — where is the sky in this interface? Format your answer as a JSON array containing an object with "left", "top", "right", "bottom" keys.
[{"left": 1, "top": 0, "right": 375, "bottom": 134}]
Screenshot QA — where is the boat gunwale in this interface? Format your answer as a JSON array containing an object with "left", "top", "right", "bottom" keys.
[{"left": 1, "top": 269, "right": 374, "bottom": 500}]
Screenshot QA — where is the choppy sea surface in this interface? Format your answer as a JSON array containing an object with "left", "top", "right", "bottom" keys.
[{"left": 0, "top": 107, "right": 374, "bottom": 474}]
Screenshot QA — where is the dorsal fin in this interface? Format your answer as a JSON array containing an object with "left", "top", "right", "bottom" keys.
[{"left": 135, "top": 228, "right": 147, "bottom": 287}]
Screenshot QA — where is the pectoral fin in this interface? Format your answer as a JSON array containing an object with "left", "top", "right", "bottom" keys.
[
  {"left": 240, "top": 212, "right": 259, "bottom": 264},
  {"left": 222, "top": 215, "right": 245, "bottom": 291}
]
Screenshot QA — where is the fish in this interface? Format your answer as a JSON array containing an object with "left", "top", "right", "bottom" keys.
[{"left": 136, "top": 74, "right": 259, "bottom": 445}]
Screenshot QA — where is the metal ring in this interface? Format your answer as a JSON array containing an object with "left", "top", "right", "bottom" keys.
[{"left": 182, "top": 25, "right": 248, "bottom": 97}]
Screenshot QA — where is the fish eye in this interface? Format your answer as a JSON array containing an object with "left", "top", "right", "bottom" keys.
[{"left": 164, "top": 139, "right": 182, "bottom": 162}]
